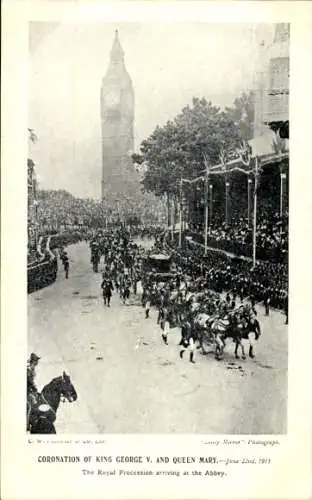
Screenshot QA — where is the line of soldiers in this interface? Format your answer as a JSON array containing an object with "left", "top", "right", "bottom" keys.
[{"left": 96, "top": 229, "right": 147, "bottom": 307}]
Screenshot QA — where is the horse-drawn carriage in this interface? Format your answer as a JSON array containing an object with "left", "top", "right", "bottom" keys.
[{"left": 142, "top": 253, "right": 178, "bottom": 284}]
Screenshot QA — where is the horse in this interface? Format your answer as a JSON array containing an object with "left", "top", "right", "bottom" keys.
[
  {"left": 193, "top": 312, "right": 216, "bottom": 354},
  {"left": 27, "top": 372, "right": 77, "bottom": 434},
  {"left": 232, "top": 315, "right": 261, "bottom": 359},
  {"left": 121, "top": 284, "right": 130, "bottom": 305},
  {"left": 204, "top": 315, "right": 234, "bottom": 360},
  {"left": 168, "top": 290, "right": 184, "bottom": 325},
  {"left": 213, "top": 315, "right": 261, "bottom": 360}
]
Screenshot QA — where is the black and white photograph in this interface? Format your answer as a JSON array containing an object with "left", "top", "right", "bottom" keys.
[{"left": 27, "top": 21, "right": 289, "bottom": 435}]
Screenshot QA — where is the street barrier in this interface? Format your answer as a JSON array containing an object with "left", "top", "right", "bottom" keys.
[
  {"left": 28, "top": 235, "right": 58, "bottom": 293},
  {"left": 27, "top": 256, "right": 58, "bottom": 293}
]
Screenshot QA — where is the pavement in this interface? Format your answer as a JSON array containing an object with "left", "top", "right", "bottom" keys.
[{"left": 28, "top": 240, "right": 288, "bottom": 434}]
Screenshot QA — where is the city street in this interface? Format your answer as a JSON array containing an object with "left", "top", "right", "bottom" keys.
[{"left": 28, "top": 241, "right": 288, "bottom": 434}]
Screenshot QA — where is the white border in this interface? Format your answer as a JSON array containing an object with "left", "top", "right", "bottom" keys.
[{"left": 2, "top": 1, "right": 312, "bottom": 499}]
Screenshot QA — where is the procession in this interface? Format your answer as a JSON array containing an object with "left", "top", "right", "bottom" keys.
[
  {"left": 27, "top": 23, "right": 289, "bottom": 434},
  {"left": 27, "top": 221, "right": 287, "bottom": 434}
]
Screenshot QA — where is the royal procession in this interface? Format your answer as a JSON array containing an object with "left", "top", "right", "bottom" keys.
[{"left": 27, "top": 23, "right": 289, "bottom": 434}]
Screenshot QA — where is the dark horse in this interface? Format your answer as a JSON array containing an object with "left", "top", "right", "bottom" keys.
[
  {"left": 27, "top": 372, "right": 77, "bottom": 434},
  {"left": 214, "top": 315, "right": 261, "bottom": 360},
  {"left": 121, "top": 284, "right": 130, "bottom": 304}
]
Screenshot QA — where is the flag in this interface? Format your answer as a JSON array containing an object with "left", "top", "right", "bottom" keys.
[
  {"left": 237, "top": 141, "right": 252, "bottom": 166},
  {"left": 248, "top": 130, "right": 277, "bottom": 157},
  {"left": 28, "top": 128, "right": 38, "bottom": 143}
]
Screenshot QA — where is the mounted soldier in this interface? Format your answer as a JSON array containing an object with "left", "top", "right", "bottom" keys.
[
  {"left": 27, "top": 353, "right": 40, "bottom": 430},
  {"left": 27, "top": 353, "right": 40, "bottom": 402}
]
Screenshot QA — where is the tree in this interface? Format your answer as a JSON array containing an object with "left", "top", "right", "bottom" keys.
[
  {"left": 225, "top": 91, "right": 255, "bottom": 142},
  {"left": 138, "top": 121, "right": 182, "bottom": 197},
  {"left": 176, "top": 98, "right": 243, "bottom": 169},
  {"left": 136, "top": 97, "right": 244, "bottom": 199}
]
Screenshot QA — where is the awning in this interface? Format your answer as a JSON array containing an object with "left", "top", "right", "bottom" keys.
[{"left": 149, "top": 253, "right": 171, "bottom": 261}]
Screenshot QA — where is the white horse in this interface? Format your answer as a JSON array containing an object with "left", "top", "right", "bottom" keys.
[{"left": 193, "top": 312, "right": 216, "bottom": 354}]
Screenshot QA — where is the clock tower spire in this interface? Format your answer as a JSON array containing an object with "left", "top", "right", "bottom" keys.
[
  {"left": 111, "top": 29, "right": 124, "bottom": 60},
  {"left": 100, "top": 30, "right": 136, "bottom": 200}
]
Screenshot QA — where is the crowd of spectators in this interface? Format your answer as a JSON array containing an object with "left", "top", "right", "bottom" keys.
[
  {"left": 189, "top": 205, "right": 288, "bottom": 264},
  {"left": 29, "top": 181, "right": 288, "bottom": 312},
  {"left": 28, "top": 189, "right": 166, "bottom": 266},
  {"left": 166, "top": 234, "right": 288, "bottom": 312},
  {"left": 36, "top": 190, "right": 98, "bottom": 232},
  {"left": 34, "top": 189, "right": 165, "bottom": 236}
]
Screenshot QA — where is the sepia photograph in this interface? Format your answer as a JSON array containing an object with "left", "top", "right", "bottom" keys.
[{"left": 27, "top": 21, "right": 289, "bottom": 435}]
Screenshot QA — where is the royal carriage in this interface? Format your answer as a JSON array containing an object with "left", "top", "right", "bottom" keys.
[{"left": 142, "top": 253, "right": 178, "bottom": 284}]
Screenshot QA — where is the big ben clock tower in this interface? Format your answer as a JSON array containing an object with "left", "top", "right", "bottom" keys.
[{"left": 100, "top": 30, "right": 136, "bottom": 199}]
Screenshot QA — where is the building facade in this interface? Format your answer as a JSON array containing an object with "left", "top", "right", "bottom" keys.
[
  {"left": 263, "top": 23, "right": 289, "bottom": 138},
  {"left": 100, "top": 30, "right": 138, "bottom": 200}
]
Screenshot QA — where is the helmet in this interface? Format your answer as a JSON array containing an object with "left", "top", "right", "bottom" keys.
[{"left": 29, "top": 353, "right": 40, "bottom": 363}]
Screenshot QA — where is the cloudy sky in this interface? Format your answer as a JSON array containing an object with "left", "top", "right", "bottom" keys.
[{"left": 29, "top": 22, "right": 275, "bottom": 198}]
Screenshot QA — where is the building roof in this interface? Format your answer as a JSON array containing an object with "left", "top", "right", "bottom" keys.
[
  {"left": 149, "top": 254, "right": 171, "bottom": 261},
  {"left": 110, "top": 30, "right": 124, "bottom": 61}
]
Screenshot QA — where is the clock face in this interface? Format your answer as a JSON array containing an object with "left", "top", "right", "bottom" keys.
[{"left": 105, "top": 91, "right": 120, "bottom": 108}]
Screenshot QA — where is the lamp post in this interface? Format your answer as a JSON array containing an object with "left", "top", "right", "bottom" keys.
[
  {"left": 209, "top": 184, "right": 213, "bottom": 228},
  {"left": 171, "top": 197, "right": 175, "bottom": 242},
  {"left": 252, "top": 157, "right": 260, "bottom": 267},
  {"left": 280, "top": 171, "right": 287, "bottom": 218},
  {"left": 33, "top": 199, "right": 39, "bottom": 246},
  {"left": 166, "top": 192, "right": 170, "bottom": 229},
  {"left": 247, "top": 177, "right": 252, "bottom": 228},
  {"left": 225, "top": 181, "right": 230, "bottom": 225},
  {"left": 204, "top": 163, "right": 210, "bottom": 256},
  {"left": 195, "top": 185, "right": 201, "bottom": 230},
  {"left": 179, "top": 178, "right": 183, "bottom": 248}
]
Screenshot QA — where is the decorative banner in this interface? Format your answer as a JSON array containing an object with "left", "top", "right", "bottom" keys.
[
  {"left": 248, "top": 129, "right": 279, "bottom": 157},
  {"left": 236, "top": 141, "right": 252, "bottom": 166}
]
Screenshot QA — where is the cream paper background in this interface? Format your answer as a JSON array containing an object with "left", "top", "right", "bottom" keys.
[{"left": 1, "top": 1, "right": 312, "bottom": 499}]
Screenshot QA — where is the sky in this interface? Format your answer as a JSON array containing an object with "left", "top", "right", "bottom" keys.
[{"left": 29, "top": 22, "right": 275, "bottom": 198}]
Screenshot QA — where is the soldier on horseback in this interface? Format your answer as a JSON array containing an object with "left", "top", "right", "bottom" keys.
[
  {"left": 27, "top": 353, "right": 40, "bottom": 431},
  {"left": 27, "top": 353, "right": 40, "bottom": 403}
]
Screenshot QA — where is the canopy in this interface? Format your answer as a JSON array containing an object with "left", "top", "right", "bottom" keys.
[{"left": 148, "top": 253, "right": 171, "bottom": 261}]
